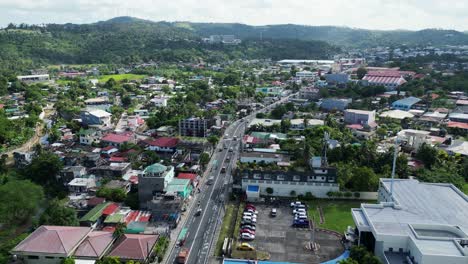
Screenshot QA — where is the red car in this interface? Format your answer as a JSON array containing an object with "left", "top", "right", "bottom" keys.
[
  {"left": 245, "top": 204, "right": 256, "bottom": 210},
  {"left": 240, "top": 228, "right": 256, "bottom": 235}
]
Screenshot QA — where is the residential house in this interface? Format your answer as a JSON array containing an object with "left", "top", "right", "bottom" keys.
[
  {"left": 165, "top": 178, "right": 193, "bottom": 198},
  {"left": 80, "top": 202, "right": 112, "bottom": 227},
  {"left": 107, "top": 234, "right": 158, "bottom": 263},
  {"left": 379, "top": 110, "right": 415, "bottom": 120},
  {"left": 344, "top": 109, "right": 376, "bottom": 125},
  {"left": 146, "top": 137, "right": 180, "bottom": 153},
  {"left": 90, "top": 163, "right": 131, "bottom": 178},
  {"left": 255, "top": 87, "right": 284, "bottom": 97},
  {"left": 295, "top": 70, "right": 315, "bottom": 79},
  {"left": 101, "top": 132, "right": 135, "bottom": 147},
  {"left": 325, "top": 73, "right": 350, "bottom": 85},
  {"left": 299, "top": 87, "right": 320, "bottom": 100},
  {"left": 150, "top": 96, "right": 169, "bottom": 107},
  {"left": 449, "top": 112, "right": 468, "bottom": 123},
  {"left": 11, "top": 226, "right": 92, "bottom": 264},
  {"left": 73, "top": 231, "right": 115, "bottom": 260},
  {"left": 290, "top": 119, "right": 324, "bottom": 130},
  {"left": 60, "top": 166, "right": 87, "bottom": 182},
  {"left": 104, "top": 180, "right": 131, "bottom": 194},
  {"left": 397, "top": 129, "right": 432, "bottom": 151},
  {"left": 79, "top": 129, "right": 102, "bottom": 145},
  {"left": 138, "top": 163, "right": 175, "bottom": 209},
  {"left": 80, "top": 110, "right": 112, "bottom": 128}
]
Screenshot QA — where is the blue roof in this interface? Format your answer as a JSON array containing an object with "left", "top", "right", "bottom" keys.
[
  {"left": 392, "top": 96, "right": 421, "bottom": 106},
  {"left": 247, "top": 185, "right": 259, "bottom": 192}
]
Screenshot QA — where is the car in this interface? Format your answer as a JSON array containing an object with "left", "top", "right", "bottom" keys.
[
  {"left": 245, "top": 204, "right": 256, "bottom": 210},
  {"left": 229, "top": 147, "right": 234, "bottom": 152},
  {"left": 237, "top": 243, "right": 255, "bottom": 251},
  {"left": 270, "top": 208, "right": 277, "bottom": 217},
  {"left": 241, "top": 233, "right": 255, "bottom": 240},
  {"left": 294, "top": 214, "right": 308, "bottom": 220},
  {"left": 241, "top": 219, "right": 256, "bottom": 225},
  {"left": 240, "top": 224, "right": 256, "bottom": 231},
  {"left": 293, "top": 208, "right": 306, "bottom": 214},
  {"left": 206, "top": 176, "right": 215, "bottom": 185},
  {"left": 243, "top": 212, "right": 254, "bottom": 217},
  {"left": 233, "top": 136, "right": 238, "bottom": 141},
  {"left": 244, "top": 208, "right": 258, "bottom": 214},
  {"left": 218, "top": 148, "right": 223, "bottom": 152},
  {"left": 293, "top": 219, "right": 310, "bottom": 228},
  {"left": 242, "top": 215, "right": 257, "bottom": 222},
  {"left": 294, "top": 212, "right": 307, "bottom": 217},
  {"left": 240, "top": 228, "right": 255, "bottom": 235},
  {"left": 295, "top": 204, "right": 307, "bottom": 209},
  {"left": 290, "top": 201, "right": 302, "bottom": 208}
]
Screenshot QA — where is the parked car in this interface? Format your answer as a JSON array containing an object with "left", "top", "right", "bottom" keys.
[
  {"left": 294, "top": 212, "right": 307, "bottom": 217},
  {"left": 237, "top": 243, "right": 255, "bottom": 251},
  {"left": 245, "top": 204, "right": 256, "bottom": 210},
  {"left": 270, "top": 208, "right": 277, "bottom": 217},
  {"left": 243, "top": 212, "right": 256, "bottom": 217},
  {"left": 295, "top": 204, "right": 306, "bottom": 209},
  {"left": 294, "top": 214, "right": 307, "bottom": 220},
  {"left": 240, "top": 224, "right": 256, "bottom": 231},
  {"left": 293, "top": 219, "right": 310, "bottom": 228},
  {"left": 244, "top": 208, "right": 258, "bottom": 214},
  {"left": 241, "top": 219, "right": 255, "bottom": 225},
  {"left": 293, "top": 208, "right": 306, "bottom": 214},
  {"left": 242, "top": 216, "right": 257, "bottom": 223},
  {"left": 290, "top": 201, "right": 302, "bottom": 207},
  {"left": 241, "top": 233, "right": 255, "bottom": 240},
  {"left": 240, "top": 228, "right": 255, "bottom": 235}
]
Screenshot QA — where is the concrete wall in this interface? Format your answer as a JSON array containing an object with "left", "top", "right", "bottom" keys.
[
  {"left": 241, "top": 179, "right": 339, "bottom": 198},
  {"left": 16, "top": 253, "right": 66, "bottom": 264}
]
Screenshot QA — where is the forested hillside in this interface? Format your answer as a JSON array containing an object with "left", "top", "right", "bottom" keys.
[{"left": 0, "top": 17, "right": 339, "bottom": 74}]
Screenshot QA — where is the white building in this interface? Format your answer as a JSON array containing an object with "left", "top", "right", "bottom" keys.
[
  {"left": 150, "top": 96, "right": 169, "bottom": 107},
  {"left": 352, "top": 179, "right": 468, "bottom": 264},
  {"left": 296, "top": 70, "right": 315, "bottom": 79},
  {"left": 239, "top": 152, "right": 285, "bottom": 164},
  {"left": 344, "top": 109, "right": 376, "bottom": 125},
  {"left": 397, "top": 129, "right": 431, "bottom": 151},
  {"left": 290, "top": 119, "right": 324, "bottom": 130},
  {"left": 17, "top": 74, "right": 50, "bottom": 83}
]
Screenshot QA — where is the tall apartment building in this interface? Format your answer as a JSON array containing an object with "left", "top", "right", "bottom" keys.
[{"left": 178, "top": 117, "right": 210, "bottom": 137}]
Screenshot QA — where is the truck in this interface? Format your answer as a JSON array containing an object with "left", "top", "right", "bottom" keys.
[{"left": 177, "top": 248, "right": 189, "bottom": 264}]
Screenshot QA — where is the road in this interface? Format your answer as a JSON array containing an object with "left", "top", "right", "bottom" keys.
[{"left": 166, "top": 93, "right": 296, "bottom": 264}]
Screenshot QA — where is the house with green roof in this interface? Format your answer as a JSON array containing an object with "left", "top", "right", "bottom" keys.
[
  {"left": 165, "top": 178, "right": 192, "bottom": 198},
  {"left": 80, "top": 202, "right": 111, "bottom": 227}
]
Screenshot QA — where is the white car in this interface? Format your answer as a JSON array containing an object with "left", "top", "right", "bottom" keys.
[
  {"left": 244, "top": 208, "right": 258, "bottom": 215},
  {"left": 242, "top": 215, "right": 257, "bottom": 223},
  {"left": 294, "top": 214, "right": 308, "bottom": 220},
  {"left": 290, "top": 201, "right": 302, "bottom": 208},
  {"left": 241, "top": 233, "right": 255, "bottom": 240},
  {"left": 293, "top": 208, "right": 306, "bottom": 215},
  {"left": 294, "top": 212, "right": 307, "bottom": 217}
]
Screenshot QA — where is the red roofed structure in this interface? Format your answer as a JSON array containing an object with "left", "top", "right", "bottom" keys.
[
  {"left": 74, "top": 231, "right": 114, "bottom": 259},
  {"left": 146, "top": 137, "right": 179, "bottom": 152},
  {"left": 12, "top": 226, "right": 92, "bottom": 257},
  {"left": 102, "top": 203, "right": 120, "bottom": 216},
  {"left": 448, "top": 121, "right": 468, "bottom": 130},
  {"left": 108, "top": 234, "right": 159, "bottom": 262},
  {"left": 101, "top": 132, "right": 135, "bottom": 147}
]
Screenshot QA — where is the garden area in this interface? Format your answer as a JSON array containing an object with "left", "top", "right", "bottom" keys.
[
  {"left": 98, "top": 74, "right": 147, "bottom": 82},
  {"left": 307, "top": 199, "right": 375, "bottom": 233}
]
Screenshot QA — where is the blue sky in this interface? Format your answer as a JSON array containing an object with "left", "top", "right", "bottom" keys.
[{"left": 1, "top": 0, "right": 467, "bottom": 31}]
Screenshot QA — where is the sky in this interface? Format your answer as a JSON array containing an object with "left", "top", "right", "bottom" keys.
[{"left": 1, "top": 0, "right": 468, "bottom": 31}]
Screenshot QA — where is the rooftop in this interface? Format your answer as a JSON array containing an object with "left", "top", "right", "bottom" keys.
[
  {"left": 392, "top": 96, "right": 421, "bottom": 106},
  {"left": 74, "top": 231, "right": 114, "bottom": 258},
  {"left": 379, "top": 110, "right": 415, "bottom": 120},
  {"left": 88, "top": 109, "right": 111, "bottom": 118},
  {"left": 101, "top": 132, "right": 134, "bottom": 144},
  {"left": 147, "top": 137, "right": 179, "bottom": 148},
  {"left": 80, "top": 202, "right": 111, "bottom": 223},
  {"left": 108, "top": 234, "right": 159, "bottom": 261},
  {"left": 12, "top": 226, "right": 91, "bottom": 255}
]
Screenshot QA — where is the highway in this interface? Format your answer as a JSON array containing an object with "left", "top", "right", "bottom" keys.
[{"left": 165, "top": 93, "right": 296, "bottom": 264}]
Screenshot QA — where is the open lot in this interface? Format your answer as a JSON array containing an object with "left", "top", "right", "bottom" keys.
[
  {"left": 98, "top": 73, "right": 146, "bottom": 82},
  {"left": 306, "top": 200, "right": 372, "bottom": 233},
  {"left": 233, "top": 203, "right": 344, "bottom": 263}
]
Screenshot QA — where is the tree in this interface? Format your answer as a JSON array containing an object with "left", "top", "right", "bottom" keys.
[
  {"left": 97, "top": 188, "right": 127, "bottom": 202},
  {"left": 199, "top": 152, "right": 210, "bottom": 166},
  {"left": 40, "top": 199, "right": 79, "bottom": 226},
  {"left": 0, "top": 180, "right": 44, "bottom": 225},
  {"left": 113, "top": 222, "right": 127, "bottom": 238},
  {"left": 338, "top": 259, "right": 359, "bottom": 264},
  {"left": 61, "top": 257, "right": 75, "bottom": 264},
  {"left": 265, "top": 187, "right": 274, "bottom": 195},
  {"left": 350, "top": 167, "right": 379, "bottom": 192},
  {"left": 122, "top": 95, "right": 132, "bottom": 107},
  {"left": 0, "top": 76, "right": 8, "bottom": 96},
  {"left": 207, "top": 135, "right": 220, "bottom": 148},
  {"left": 357, "top": 67, "right": 368, "bottom": 80},
  {"left": 350, "top": 246, "right": 369, "bottom": 263},
  {"left": 23, "top": 151, "right": 63, "bottom": 186},
  {"left": 416, "top": 143, "right": 439, "bottom": 169},
  {"left": 96, "top": 257, "right": 121, "bottom": 264},
  {"left": 290, "top": 190, "right": 297, "bottom": 197}
]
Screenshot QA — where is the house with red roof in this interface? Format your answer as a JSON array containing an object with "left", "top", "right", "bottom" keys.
[
  {"left": 73, "top": 231, "right": 115, "bottom": 260},
  {"left": 107, "top": 234, "right": 159, "bottom": 263},
  {"left": 101, "top": 132, "right": 135, "bottom": 147},
  {"left": 177, "top": 172, "right": 199, "bottom": 187},
  {"left": 11, "top": 226, "right": 92, "bottom": 264},
  {"left": 146, "top": 137, "right": 179, "bottom": 153}
]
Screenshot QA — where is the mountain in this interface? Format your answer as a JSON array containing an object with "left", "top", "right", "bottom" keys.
[
  {"left": 184, "top": 23, "right": 468, "bottom": 47},
  {"left": 0, "top": 18, "right": 339, "bottom": 74}
]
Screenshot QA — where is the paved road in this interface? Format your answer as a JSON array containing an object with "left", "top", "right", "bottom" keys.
[{"left": 165, "top": 93, "right": 297, "bottom": 264}]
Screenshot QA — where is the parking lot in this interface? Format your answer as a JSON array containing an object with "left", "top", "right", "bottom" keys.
[{"left": 244, "top": 203, "right": 344, "bottom": 263}]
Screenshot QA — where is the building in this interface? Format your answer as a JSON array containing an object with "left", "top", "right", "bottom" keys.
[
  {"left": 449, "top": 112, "right": 468, "bottom": 123},
  {"left": 138, "top": 163, "right": 175, "bottom": 209},
  {"left": 299, "top": 87, "right": 320, "bottom": 100},
  {"left": 362, "top": 71, "right": 408, "bottom": 90},
  {"left": 351, "top": 179, "right": 468, "bottom": 264},
  {"left": 17, "top": 74, "right": 50, "bottom": 83},
  {"left": 11, "top": 225, "right": 92, "bottom": 264},
  {"left": 80, "top": 110, "right": 112, "bottom": 128},
  {"left": 325, "top": 73, "right": 350, "bottom": 85},
  {"left": 255, "top": 87, "right": 284, "bottom": 97},
  {"left": 73, "top": 231, "right": 115, "bottom": 260},
  {"left": 397, "top": 129, "right": 432, "bottom": 151},
  {"left": 391, "top": 97, "right": 421, "bottom": 111},
  {"left": 178, "top": 117, "right": 210, "bottom": 137},
  {"left": 146, "top": 137, "right": 180, "bottom": 153},
  {"left": 289, "top": 119, "right": 324, "bottom": 130},
  {"left": 320, "top": 98, "right": 352, "bottom": 111},
  {"left": 165, "top": 178, "right": 193, "bottom": 198},
  {"left": 68, "top": 177, "right": 96, "bottom": 194},
  {"left": 239, "top": 152, "right": 286, "bottom": 164},
  {"left": 248, "top": 119, "right": 282, "bottom": 128},
  {"left": 150, "top": 96, "right": 169, "bottom": 107},
  {"left": 296, "top": 71, "right": 315, "bottom": 79},
  {"left": 101, "top": 132, "right": 135, "bottom": 147},
  {"left": 344, "top": 109, "right": 376, "bottom": 125},
  {"left": 107, "top": 234, "right": 159, "bottom": 263},
  {"left": 79, "top": 129, "right": 102, "bottom": 146},
  {"left": 380, "top": 110, "right": 415, "bottom": 120}
]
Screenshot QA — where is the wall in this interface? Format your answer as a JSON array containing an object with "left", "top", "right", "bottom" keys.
[
  {"left": 16, "top": 253, "right": 66, "bottom": 264},
  {"left": 241, "top": 179, "right": 339, "bottom": 198}
]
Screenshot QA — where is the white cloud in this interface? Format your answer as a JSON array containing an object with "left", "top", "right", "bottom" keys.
[{"left": 0, "top": 0, "right": 467, "bottom": 31}]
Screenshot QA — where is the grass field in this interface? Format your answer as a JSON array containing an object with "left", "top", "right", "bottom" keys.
[
  {"left": 307, "top": 199, "right": 375, "bottom": 232},
  {"left": 215, "top": 203, "right": 236, "bottom": 256},
  {"left": 463, "top": 183, "right": 468, "bottom": 195},
  {"left": 98, "top": 74, "right": 147, "bottom": 82}
]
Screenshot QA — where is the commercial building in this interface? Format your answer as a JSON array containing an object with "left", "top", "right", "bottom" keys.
[
  {"left": 392, "top": 97, "right": 422, "bottom": 111},
  {"left": 178, "top": 117, "right": 210, "bottom": 137},
  {"left": 17, "top": 74, "right": 50, "bottom": 83},
  {"left": 138, "top": 163, "right": 175, "bottom": 209},
  {"left": 296, "top": 71, "right": 315, "bottom": 79},
  {"left": 362, "top": 71, "right": 408, "bottom": 90},
  {"left": 325, "top": 73, "right": 350, "bottom": 85},
  {"left": 320, "top": 98, "right": 352, "bottom": 111},
  {"left": 351, "top": 179, "right": 468, "bottom": 264}
]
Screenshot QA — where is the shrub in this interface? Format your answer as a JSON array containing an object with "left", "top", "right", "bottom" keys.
[
  {"left": 265, "top": 187, "right": 274, "bottom": 195},
  {"left": 304, "top": 192, "right": 315, "bottom": 200},
  {"left": 344, "top": 191, "right": 353, "bottom": 198},
  {"left": 354, "top": 192, "right": 361, "bottom": 198}
]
